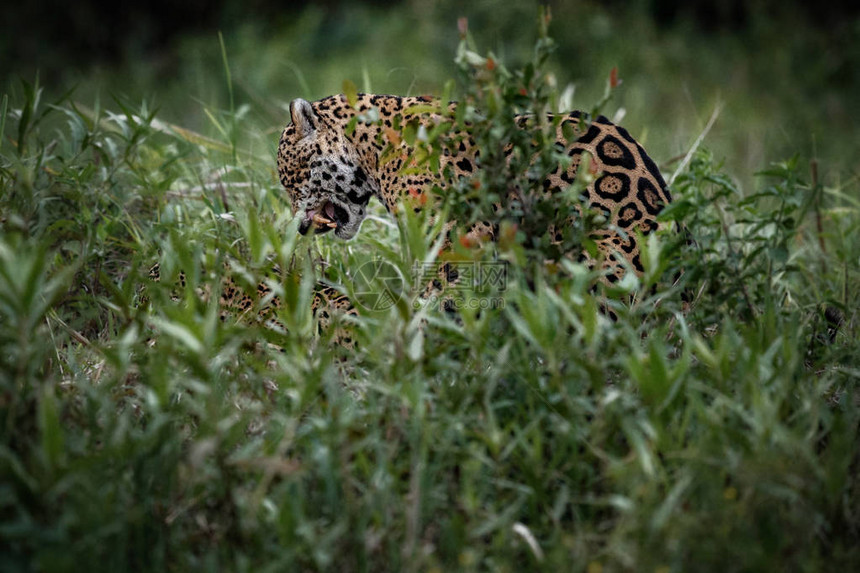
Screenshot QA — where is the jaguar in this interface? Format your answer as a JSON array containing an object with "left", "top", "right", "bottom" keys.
[
  {"left": 278, "top": 93, "right": 671, "bottom": 283},
  {"left": 150, "top": 94, "right": 670, "bottom": 348}
]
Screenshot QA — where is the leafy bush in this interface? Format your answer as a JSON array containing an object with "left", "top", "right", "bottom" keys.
[{"left": 1, "top": 14, "right": 858, "bottom": 572}]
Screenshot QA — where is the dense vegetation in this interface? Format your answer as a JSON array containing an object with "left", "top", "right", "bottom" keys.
[{"left": 1, "top": 3, "right": 858, "bottom": 571}]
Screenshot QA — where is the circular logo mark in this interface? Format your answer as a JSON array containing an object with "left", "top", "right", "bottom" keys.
[{"left": 352, "top": 259, "right": 404, "bottom": 312}]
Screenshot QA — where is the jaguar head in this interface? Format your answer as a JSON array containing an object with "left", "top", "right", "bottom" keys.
[{"left": 277, "top": 98, "right": 379, "bottom": 240}]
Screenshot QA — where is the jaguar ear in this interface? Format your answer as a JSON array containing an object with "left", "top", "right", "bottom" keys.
[{"left": 290, "top": 98, "right": 317, "bottom": 138}]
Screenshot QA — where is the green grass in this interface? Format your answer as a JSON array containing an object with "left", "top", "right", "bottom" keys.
[{"left": 1, "top": 8, "right": 859, "bottom": 572}]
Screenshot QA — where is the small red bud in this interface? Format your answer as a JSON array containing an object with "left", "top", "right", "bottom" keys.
[
  {"left": 609, "top": 67, "right": 620, "bottom": 89},
  {"left": 458, "top": 18, "right": 468, "bottom": 37}
]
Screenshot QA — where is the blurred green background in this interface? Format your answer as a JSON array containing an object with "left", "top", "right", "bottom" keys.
[
  {"left": 2, "top": 4, "right": 859, "bottom": 570},
  {"left": 3, "top": 0, "right": 859, "bottom": 187}
]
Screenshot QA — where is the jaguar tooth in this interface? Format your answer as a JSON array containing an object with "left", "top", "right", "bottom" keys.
[{"left": 312, "top": 213, "right": 334, "bottom": 226}]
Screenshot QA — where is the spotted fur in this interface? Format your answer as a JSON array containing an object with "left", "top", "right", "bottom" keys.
[
  {"left": 147, "top": 263, "right": 356, "bottom": 347},
  {"left": 278, "top": 93, "right": 671, "bottom": 282}
]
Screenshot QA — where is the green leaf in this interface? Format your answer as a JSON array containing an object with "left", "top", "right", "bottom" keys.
[
  {"left": 0, "top": 93, "right": 8, "bottom": 151},
  {"left": 38, "top": 387, "right": 64, "bottom": 468},
  {"left": 152, "top": 317, "right": 205, "bottom": 355},
  {"left": 407, "top": 327, "right": 424, "bottom": 362},
  {"left": 343, "top": 79, "right": 358, "bottom": 108}
]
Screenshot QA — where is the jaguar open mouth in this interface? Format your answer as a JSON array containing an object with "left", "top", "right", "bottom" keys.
[{"left": 298, "top": 200, "right": 349, "bottom": 235}]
